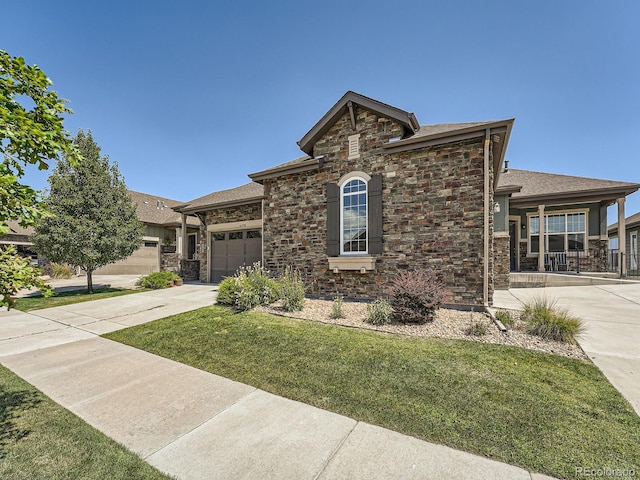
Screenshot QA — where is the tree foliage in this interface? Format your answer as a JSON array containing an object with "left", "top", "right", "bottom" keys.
[
  {"left": 33, "top": 130, "right": 144, "bottom": 293},
  {"left": 0, "top": 50, "right": 80, "bottom": 308}
]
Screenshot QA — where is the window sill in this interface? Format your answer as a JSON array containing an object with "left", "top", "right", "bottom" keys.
[{"left": 328, "top": 256, "right": 375, "bottom": 272}]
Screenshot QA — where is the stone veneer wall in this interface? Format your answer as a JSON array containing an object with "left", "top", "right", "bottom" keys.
[
  {"left": 199, "top": 203, "right": 262, "bottom": 282},
  {"left": 262, "top": 109, "right": 494, "bottom": 306},
  {"left": 180, "top": 259, "right": 200, "bottom": 281},
  {"left": 494, "top": 233, "right": 510, "bottom": 290},
  {"left": 160, "top": 252, "right": 180, "bottom": 272}
]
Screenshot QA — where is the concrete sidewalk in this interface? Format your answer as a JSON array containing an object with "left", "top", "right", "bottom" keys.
[
  {"left": 0, "top": 286, "right": 554, "bottom": 480},
  {"left": 494, "top": 284, "right": 640, "bottom": 416}
]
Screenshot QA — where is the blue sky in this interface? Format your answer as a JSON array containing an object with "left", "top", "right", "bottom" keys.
[{"left": 4, "top": 1, "right": 640, "bottom": 218}]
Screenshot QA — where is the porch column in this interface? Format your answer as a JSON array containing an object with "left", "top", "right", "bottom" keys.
[
  {"left": 180, "top": 213, "right": 188, "bottom": 259},
  {"left": 618, "top": 197, "right": 626, "bottom": 277},
  {"left": 538, "top": 204, "right": 545, "bottom": 272}
]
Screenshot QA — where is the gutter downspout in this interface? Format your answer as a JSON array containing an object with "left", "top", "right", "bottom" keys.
[{"left": 483, "top": 129, "right": 491, "bottom": 307}]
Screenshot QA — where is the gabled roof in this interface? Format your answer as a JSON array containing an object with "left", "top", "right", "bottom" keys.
[
  {"left": 174, "top": 182, "right": 264, "bottom": 214},
  {"left": 608, "top": 211, "right": 640, "bottom": 233},
  {"left": 129, "top": 190, "right": 199, "bottom": 227},
  {"left": 2, "top": 220, "right": 34, "bottom": 237},
  {"left": 498, "top": 169, "right": 640, "bottom": 208},
  {"left": 297, "top": 91, "right": 420, "bottom": 156}
]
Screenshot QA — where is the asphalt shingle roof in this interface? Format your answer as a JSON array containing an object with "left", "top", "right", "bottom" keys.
[
  {"left": 608, "top": 211, "right": 640, "bottom": 232},
  {"left": 129, "top": 191, "right": 199, "bottom": 226},
  {"left": 175, "top": 182, "right": 264, "bottom": 212},
  {"left": 497, "top": 169, "right": 639, "bottom": 199}
]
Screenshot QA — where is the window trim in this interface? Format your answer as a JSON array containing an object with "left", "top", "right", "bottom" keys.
[
  {"left": 526, "top": 208, "right": 589, "bottom": 254},
  {"left": 338, "top": 172, "right": 370, "bottom": 255}
]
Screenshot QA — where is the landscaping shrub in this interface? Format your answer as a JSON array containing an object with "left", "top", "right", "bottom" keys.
[
  {"left": 216, "top": 263, "right": 279, "bottom": 311},
  {"left": 52, "top": 263, "right": 73, "bottom": 279},
  {"left": 388, "top": 269, "right": 446, "bottom": 323},
  {"left": 279, "top": 266, "right": 305, "bottom": 312},
  {"left": 216, "top": 277, "right": 240, "bottom": 306},
  {"left": 495, "top": 309, "right": 515, "bottom": 328},
  {"left": 366, "top": 298, "right": 393, "bottom": 325},
  {"left": 466, "top": 319, "right": 488, "bottom": 336},
  {"left": 330, "top": 294, "right": 345, "bottom": 319},
  {"left": 521, "top": 297, "right": 584, "bottom": 343},
  {"left": 136, "top": 271, "right": 180, "bottom": 289}
]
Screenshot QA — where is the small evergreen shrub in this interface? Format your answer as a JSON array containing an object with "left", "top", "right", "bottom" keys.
[
  {"left": 388, "top": 269, "right": 446, "bottom": 323},
  {"left": 521, "top": 297, "right": 584, "bottom": 343},
  {"left": 366, "top": 298, "right": 393, "bottom": 325},
  {"left": 136, "top": 271, "right": 180, "bottom": 289},
  {"left": 495, "top": 309, "right": 515, "bottom": 328},
  {"left": 330, "top": 294, "right": 345, "bottom": 319},
  {"left": 279, "top": 266, "right": 305, "bottom": 312}
]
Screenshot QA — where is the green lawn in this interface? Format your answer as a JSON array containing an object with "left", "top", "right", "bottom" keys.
[
  {"left": 105, "top": 306, "right": 640, "bottom": 480},
  {"left": 0, "top": 365, "right": 170, "bottom": 480},
  {"left": 14, "top": 288, "right": 145, "bottom": 312}
]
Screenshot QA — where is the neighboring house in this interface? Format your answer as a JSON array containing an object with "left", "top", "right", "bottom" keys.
[
  {"left": 0, "top": 220, "right": 39, "bottom": 264},
  {"left": 0, "top": 191, "right": 200, "bottom": 277},
  {"left": 494, "top": 169, "right": 639, "bottom": 284},
  {"left": 175, "top": 91, "right": 640, "bottom": 306},
  {"left": 608, "top": 211, "right": 640, "bottom": 277}
]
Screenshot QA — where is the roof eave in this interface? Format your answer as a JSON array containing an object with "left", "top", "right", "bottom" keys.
[
  {"left": 510, "top": 185, "right": 640, "bottom": 208},
  {"left": 173, "top": 195, "right": 264, "bottom": 214},
  {"left": 382, "top": 119, "right": 515, "bottom": 154},
  {"left": 248, "top": 157, "right": 322, "bottom": 183}
]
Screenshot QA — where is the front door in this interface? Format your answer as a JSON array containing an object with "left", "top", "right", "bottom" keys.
[{"left": 509, "top": 221, "right": 518, "bottom": 271}]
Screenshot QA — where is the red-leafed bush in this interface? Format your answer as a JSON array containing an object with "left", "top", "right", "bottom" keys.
[{"left": 388, "top": 269, "right": 446, "bottom": 323}]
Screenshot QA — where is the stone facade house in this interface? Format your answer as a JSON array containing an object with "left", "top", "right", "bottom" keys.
[
  {"left": 179, "top": 92, "right": 513, "bottom": 307},
  {"left": 175, "top": 91, "right": 639, "bottom": 305}
]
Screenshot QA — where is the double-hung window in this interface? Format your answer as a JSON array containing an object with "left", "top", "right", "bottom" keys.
[{"left": 529, "top": 211, "right": 587, "bottom": 253}]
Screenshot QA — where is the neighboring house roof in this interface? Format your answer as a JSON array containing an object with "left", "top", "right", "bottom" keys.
[
  {"left": 498, "top": 169, "right": 640, "bottom": 208},
  {"left": 129, "top": 190, "right": 199, "bottom": 227},
  {"left": 608, "top": 211, "right": 640, "bottom": 235},
  {"left": 3, "top": 220, "right": 35, "bottom": 237},
  {"left": 173, "top": 182, "right": 264, "bottom": 214}
]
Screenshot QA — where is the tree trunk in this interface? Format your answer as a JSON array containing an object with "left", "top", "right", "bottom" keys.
[{"left": 87, "top": 269, "right": 94, "bottom": 294}]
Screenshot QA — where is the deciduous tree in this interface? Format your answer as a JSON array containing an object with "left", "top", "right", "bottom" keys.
[{"left": 34, "top": 130, "right": 144, "bottom": 293}]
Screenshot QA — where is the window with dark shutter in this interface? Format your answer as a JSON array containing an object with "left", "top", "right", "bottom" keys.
[
  {"left": 327, "top": 173, "right": 383, "bottom": 257},
  {"left": 327, "top": 183, "right": 340, "bottom": 256}
]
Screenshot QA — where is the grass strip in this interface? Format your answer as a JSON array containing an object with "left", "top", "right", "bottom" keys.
[
  {"left": 0, "top": 364, "right": 170, "bottom": 480},
  {"left": 14, "top": 288, "right": 145, "bottom": 312},
  {"left": 104, "top": 306, "right": 640, "bottom": 479}
]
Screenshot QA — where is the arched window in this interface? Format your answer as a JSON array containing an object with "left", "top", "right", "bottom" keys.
[
  {"left": 341, "top": 177, "right": 368, "bottom": 254},
  {"left": 327, "top": 172, "right": 382, "bottom": 257}
]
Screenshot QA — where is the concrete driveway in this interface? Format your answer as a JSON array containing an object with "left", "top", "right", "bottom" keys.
[{"left": 494, "top": 284, "right": 640, "bottom": 415}]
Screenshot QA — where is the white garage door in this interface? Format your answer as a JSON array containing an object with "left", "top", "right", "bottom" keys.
[{"left": 211, "top": 230, "right": 262, "bottom": 282}]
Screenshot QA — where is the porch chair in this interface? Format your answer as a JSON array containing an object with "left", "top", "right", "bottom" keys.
[
  {"left": 555, "top": 252, "right": 568, "bottom": 271},
  {"left": 544, "top": 253, "right": 553, "bottom": 271}
]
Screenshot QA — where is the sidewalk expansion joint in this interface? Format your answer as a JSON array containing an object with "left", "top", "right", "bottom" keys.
[{"left": 312, "top": 420, "right": 358, "bottom": 480}]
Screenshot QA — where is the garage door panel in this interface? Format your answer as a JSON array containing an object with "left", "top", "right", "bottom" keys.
[{"left": 211, "top": 230, "right": 262, "bottom": 283}]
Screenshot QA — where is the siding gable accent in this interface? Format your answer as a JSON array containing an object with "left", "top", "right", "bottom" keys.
[
  {"left": 368, "top": 174, "right": 383, "bottom": 254},
  {"left": 327, "top": 182, "right": 340, "bottom": 256}
]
